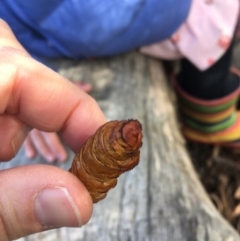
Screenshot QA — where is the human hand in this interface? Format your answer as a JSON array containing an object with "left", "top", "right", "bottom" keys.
[
  {"left": 24, "top": 130, "right": 68, "bottom": 162},
  {"left": 23, "top": 82, "right": 92, "bottom": 163},
  {"left": 0, "top": 19, "right": 106, "bottom": 240}
]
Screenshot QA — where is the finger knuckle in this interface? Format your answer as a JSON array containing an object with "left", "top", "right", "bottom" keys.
[
  {"left": 0, "top": 216, "right": 10, "bottom": 241},
  {"left": 0, "top": 196, "right": 15, "bottom": 241}
]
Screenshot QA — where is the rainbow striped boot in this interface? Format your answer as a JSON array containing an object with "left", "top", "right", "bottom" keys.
[{"left": 175, "top": 78, "right": 240, "bottom": 148}]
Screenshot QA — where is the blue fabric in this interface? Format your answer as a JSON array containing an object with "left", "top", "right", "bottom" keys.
[{"left": 0, "top": 0, "right": 191, "bottom": 59}]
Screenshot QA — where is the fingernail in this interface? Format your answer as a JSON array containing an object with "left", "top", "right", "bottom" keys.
[
  {"left": 34, "top": 187, "right": 82, "bottom": 228},
  {"left": 25, "top": 149, "right": 35, "bottom": 159},
  {"left": 57, "top": 153, "right": 67, "bottom": 162},
  {"left": 45, "top": 155, "right": 55, "bottom": 163}
]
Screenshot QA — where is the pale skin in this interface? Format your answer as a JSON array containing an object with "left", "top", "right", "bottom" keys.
[
  {"left": 23, "top": 47, "right": 93, "bottom": 162},
  {"left": 24, "top": 80, "right": 93, "bottom": 162},
  {"left": 23, "top": 84, "right": 92, "bottom": 163},
  {"left": 0, "top": 19, "right": 106, "bottom": 240}
]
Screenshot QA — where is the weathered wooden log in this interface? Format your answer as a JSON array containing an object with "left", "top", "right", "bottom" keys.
[{"left": 8, "top": 52, "right": 240, "bottom": 240}]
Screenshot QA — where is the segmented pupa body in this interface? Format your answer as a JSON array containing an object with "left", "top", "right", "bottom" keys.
[{"left": 70, "top": 120, "right": 142, "bottom": 203}]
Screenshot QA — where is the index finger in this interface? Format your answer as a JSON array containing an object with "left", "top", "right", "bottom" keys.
[
  {"left": 0, "top": 48, "right": 106, "bottom": 151},
  {"left": 0, "top": 47, "right": 106, "bottom": 155}
]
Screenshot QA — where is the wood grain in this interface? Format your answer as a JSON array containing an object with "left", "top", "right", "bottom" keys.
[{"left": 5, "top": 52, "right": 239, "bottom": 241}]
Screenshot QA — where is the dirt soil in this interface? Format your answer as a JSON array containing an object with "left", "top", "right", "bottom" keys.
[{"left": 187, "top": 143, "right": 240, "bottom": 232}]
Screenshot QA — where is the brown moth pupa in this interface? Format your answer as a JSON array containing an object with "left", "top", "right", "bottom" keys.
[{"left": 69, "top": 119, "right": 143, "bottom": 203}]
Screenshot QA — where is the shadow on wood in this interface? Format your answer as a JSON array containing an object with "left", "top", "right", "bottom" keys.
[{"left": 9, "top": 52, "right": 239, "bottom": 241}]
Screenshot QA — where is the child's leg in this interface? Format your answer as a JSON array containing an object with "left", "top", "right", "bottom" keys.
[
  {"left": 178, "top": 41, "right": 239, "bottom": 100},
  {"left": 175, "top": 41, "right": 240, "bottom": 147}
]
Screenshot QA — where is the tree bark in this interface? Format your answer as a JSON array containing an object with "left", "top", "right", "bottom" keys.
[{"left": 11, "top": 52, "right": 240, "bottom": 241}]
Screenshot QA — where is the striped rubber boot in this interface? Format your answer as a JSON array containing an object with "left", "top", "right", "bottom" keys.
[{"left": 175, "top": 79, "right": 240, "bottom": 148}]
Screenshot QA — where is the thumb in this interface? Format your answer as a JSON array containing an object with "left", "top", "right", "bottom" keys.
[{"left": 0, "top": 165, "right": 93, "bottom": 241}]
